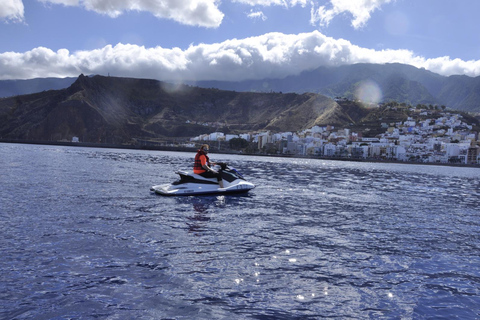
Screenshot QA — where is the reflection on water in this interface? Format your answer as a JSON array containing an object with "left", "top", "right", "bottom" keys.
[
  {"left": 187, "top": 197, "right": 214, "bottom": 234},
  {"left": 1, "top": 143, "right": 480, "bottom": 319}
]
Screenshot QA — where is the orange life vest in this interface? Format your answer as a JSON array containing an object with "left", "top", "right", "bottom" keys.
[{"left": 194, "top": 150, "right": 209, "bottom": 174}]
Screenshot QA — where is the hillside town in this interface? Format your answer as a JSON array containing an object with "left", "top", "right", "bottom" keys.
[{"left": 190, "top": 105, "right": 480, "bottom": 165}]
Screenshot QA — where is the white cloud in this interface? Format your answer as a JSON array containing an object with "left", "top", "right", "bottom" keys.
[
  {"left": 247, "top": 10, "right": 267, "bottom": 21},
  {"left": 39, "top": 0, "right": 224, "bottom": 27},
  {"left": 233, "top": 0, "right": 307, "bottom": 7},
  {"left": 23, "top": 0, "right": 308, "bottom": 28},
  {"left": 1, "top": 31, "right": 480, "bottom": 81},
  {"left": 0, "top": 0, "right": 24, "bottom": 22},
  {"left": 39, "top": 0, "right": 79, "bottom": 5},
  {"left": 311, "top": 0, "right": 393, "bottom": 29},
  {"left": 421, "top": 57, "right": 480, "bottom": 79}
]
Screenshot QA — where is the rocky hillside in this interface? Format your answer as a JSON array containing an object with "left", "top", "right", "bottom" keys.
[
  {"left": 3, "top": 63, "right": 480, "bottom": 113},
  {"left": 0, "top": 75, "right": 365, "bottom": 144},
  {"left": 190, "top": 63, "right": 480, "bottom": 113}
]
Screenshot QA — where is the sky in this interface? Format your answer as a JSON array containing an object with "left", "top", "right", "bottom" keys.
[{"left": 1, "top": 0, "right": 480, "bottom": 81}]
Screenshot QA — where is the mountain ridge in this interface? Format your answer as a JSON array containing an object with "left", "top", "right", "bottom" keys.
[
  {"left": 2, "top": 73, "right": 478, "bottom": 145},
  {"left": 0, "top": 75, "right": 362, "bottom": 144},
  {"left": 0, "top": 77, "right": 77, "bottom": 98},
  {"left": 1, "top": 63, "right": 480, "bottom": 112},
  {"left": 188, "top": 63, "right": 480, "bottom": 112}
]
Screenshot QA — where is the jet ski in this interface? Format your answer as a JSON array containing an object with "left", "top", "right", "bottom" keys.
[{"left": 151, "top": 162, "right": 255, "bottom": 196}]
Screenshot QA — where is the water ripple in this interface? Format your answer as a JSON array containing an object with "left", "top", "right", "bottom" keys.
[{"left": 1, "top": 144, "right": 480, "bottom": 319}]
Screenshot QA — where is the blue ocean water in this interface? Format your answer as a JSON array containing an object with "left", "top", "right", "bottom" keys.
[{"left": 1, "top": 142, "right": 479, "bottom": 319}]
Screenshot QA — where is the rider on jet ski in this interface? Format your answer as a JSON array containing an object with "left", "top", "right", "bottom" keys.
[{"left": 193, "top": 144, "right": 224, "bottom": 188}]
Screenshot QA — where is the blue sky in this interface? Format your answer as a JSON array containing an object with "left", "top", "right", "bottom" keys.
[{"left": 1, "top": 0, "right": 479, "bottom": 81}]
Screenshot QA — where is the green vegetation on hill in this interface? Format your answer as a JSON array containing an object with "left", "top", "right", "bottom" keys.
[
  {"left": 1, "top": 74, "right": 478, "bottom": 146},
  {"left": 191, "top": 63, "right": 480, "bottom": 113},
  {"left": 0, "top": 75, "right": 357, "bottom": 144}
]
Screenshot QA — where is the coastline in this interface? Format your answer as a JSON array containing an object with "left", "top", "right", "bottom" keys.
[{"left": 1, "top": 139, "right": 479, "bottom": 169}]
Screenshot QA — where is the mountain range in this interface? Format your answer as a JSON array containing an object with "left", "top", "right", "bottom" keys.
[
  {"left": 189, "top": 63, "right": 480, "bottom": 113},
  {"left": 0, "top": 74, "right": 371, "bottom": 144},
  {"left": 1, "top": 63, "right": 480, "bottom": 145},
  {"left": 1, "top": 63, "right": 479, "bottom": 113},
  {"left": 0, "top": 77, "right": 77, "bottom": 98}
]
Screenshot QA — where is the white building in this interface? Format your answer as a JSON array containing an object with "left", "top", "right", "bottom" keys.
[
  {"left": 257, "top": 131, "right": 271, "bottom": 149},
  {"left": 239, "top": 133, "right": 251, "bottom": 141},
  {"left": 323, "top": 143, "right": 336, "bottom": 157},
  {"left": 209, "top": 132, "right": 225, "bottom": 141},
  {"left": 225, "top": 134, "right": 239, "bottom": 141}
]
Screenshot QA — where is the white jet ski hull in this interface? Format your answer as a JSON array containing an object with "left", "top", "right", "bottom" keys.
[
  {"left": 151, "top": 164, "right": 255, "bottom": 196},
  {"left": 150, "top": 180, "right": 255, "bottom": 196}
]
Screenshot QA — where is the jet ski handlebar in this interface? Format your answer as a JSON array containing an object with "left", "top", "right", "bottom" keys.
[{"left": 215, "top": 162, "right": 228, "bottom": 170}]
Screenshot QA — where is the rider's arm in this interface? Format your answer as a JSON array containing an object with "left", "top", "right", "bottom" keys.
[
  {"left": 202, "top": 163, "right": 217, "bottom": 173},
  {"left": 201, "top": 156, "right": 217, "bottom": 173}
]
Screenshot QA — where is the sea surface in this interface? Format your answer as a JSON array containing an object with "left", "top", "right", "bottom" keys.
[{"left": 1, "top": 143, "right": 480, "bottom": 319}]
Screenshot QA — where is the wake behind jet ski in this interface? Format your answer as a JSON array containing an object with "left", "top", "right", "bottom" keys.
[{"left": 150, "top": 162, "right": 255, "bottom": 196}]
